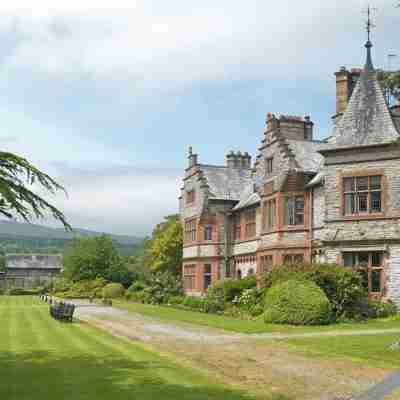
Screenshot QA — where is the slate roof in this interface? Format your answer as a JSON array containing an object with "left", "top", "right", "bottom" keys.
[
  {"left": 324, "top": 42, "right": 399, "bottom": 150},
  {"left": 286, "top": 140, "right": 324, "bottom": 173},
  {"left": 233, "top": 185, "right": 261, "bottom": 210},
  {"left": 200, "top": 165, "right": 253, "bottom": 201}
]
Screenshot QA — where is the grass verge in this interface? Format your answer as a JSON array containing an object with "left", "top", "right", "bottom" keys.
[{"left": 113, "top": 299, "right": 400, "bottom": 335}]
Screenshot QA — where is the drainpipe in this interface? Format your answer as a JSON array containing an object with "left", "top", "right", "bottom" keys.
[
  {"left": 309, "top": 188, "right": 313, "bottom": 263},
  {"left": 222, "top": 210, "right": 231, "bottom": 280}
]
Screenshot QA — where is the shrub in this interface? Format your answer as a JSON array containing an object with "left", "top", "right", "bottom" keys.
[
  {"left": 232, "top": 288, "right": 264, "bottom": 316},
  {"left": 263, "top": 263, "right": 367, "bottom": 320},
  {"left": 211, "top": 275, "right": 257, "bottom": 303},
  {"left": 128, "top": 281, "right": 147, "bottom": 293},
  {"left": 204, "top": 284, "right": 225, "bottom": 313},
  {"left": 102, "top": 283, "right": 125, "bottom": 299},
  {"left": 367, "top": 299, "right": 397, "bottom": 319},
  {"left": 6, "top": 288, "right": 44, "bottom": 296},
  {"left": 56, "top": 278, "right": 108, "bottom": 299},
  {"left": 264, "top": 280, "right": 333, "bottom": 325},
  {"left": 144, "top": 272, "right": 183, "bottom": 304},
  {"left": 182, "top": 296, "right": 205, "bottom": 311},
  {"left": 305, "top": 264, "right": 366, "bottom": 320},
  {"left": 128, "top": 290, "right": 151, "bottom": 304},
  {"left": 167, "top": 295, "right": 184, "bottom": 305}
]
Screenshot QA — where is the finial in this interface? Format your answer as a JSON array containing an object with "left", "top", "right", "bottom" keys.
[{"left": 364, "top": 4, "right": 376, "bottom": 71}]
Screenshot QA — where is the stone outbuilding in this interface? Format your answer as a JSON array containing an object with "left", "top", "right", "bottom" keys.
[{"left": 5, "top": 254, "right": 62, "bottom": 288}]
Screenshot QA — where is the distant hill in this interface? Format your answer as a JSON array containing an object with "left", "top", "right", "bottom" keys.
[{"left": 0, "top": 220, "right": 144, "bottom": 256}]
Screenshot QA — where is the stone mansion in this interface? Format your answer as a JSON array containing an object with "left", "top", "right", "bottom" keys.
[{"left": 179, "top": 39, "right": 400, "bottom": 307}]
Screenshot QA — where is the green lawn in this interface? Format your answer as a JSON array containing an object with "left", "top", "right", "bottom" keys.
[
  {"left": 0, "top": 296, "right": 264, "bottom": 400},
  {"left": 113, "top": 300, "right": 400, "bottom": 335},
  {"left": 283, "top": 334, "right": 400, "bottom": 369}
]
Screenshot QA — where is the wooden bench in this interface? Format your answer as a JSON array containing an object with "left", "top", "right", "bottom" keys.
[{"left": 49, "top": 302, "right": 75, "bottom": 322}]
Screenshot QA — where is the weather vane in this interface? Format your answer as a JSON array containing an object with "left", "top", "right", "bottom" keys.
[{"left": 364, "top": 4, "right": 377, "bottom": 43}]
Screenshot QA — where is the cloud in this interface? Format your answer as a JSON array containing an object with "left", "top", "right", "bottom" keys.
[
  {"left": 0, "top": 1, "right": 399, "bottom": 234},
  {"left": 36, "top": 163, "right": 181, "bottom": 236}
]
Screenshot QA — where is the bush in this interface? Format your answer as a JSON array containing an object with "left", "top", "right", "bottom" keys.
[
  {"left": 167, "top": 295, "right": 184, "bottom": 305},
  {"left": 204, "top": 284, "right": 225, "bottom": 313},
  {"left": 6, "top": 288, "right": 44, "bottom": 296},
  {"left": 232, "top": 288, "right": 264, "bottom": 316},
  {"left": 305, "top": 264, "right": 366, "bottom": 320},
  {"left": 56, "top": 278, "right": 107, "bottom": 299},
  {"left": 102, "top": 283, "right": 125, "bottom": 299},
  {"left": 263, "top": 263, "right": 367, "bottom": 320},
  {"left": 143, "top": 272, "right": 183, "bottom": 305},
  {"left": 182, "top": 296, "right": 205, "bottom": 311},
  {"left": 264, "top": 280, "right": 333, "bottom": 326},
  {"left": 127, "top": 290, "right": 151, "bottom": 303},
  {"left": 367, "top": 299, "right": 397, "bottom": 319},
  {"left": 128, "top": 281, "right": 147, "bottom": 293},
  {"left": 212, "top": 275, "right": 257, "bottom": 303}
]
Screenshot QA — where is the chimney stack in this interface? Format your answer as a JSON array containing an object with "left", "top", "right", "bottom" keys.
[
  {"left": 188, "top": 146, "right": 198, "bottom": 168},
  {"left": 226, "top": 151, "right": 252, "bottom": 169},
  {"left": 334, "top": 67, "right": 361, "bottom": 116}
]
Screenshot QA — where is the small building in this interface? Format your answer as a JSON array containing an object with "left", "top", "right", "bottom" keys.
[
  {"left": 5, "top": 254, "right": 62, "bottom": 288},
  {"left": 0, "top": 271, "right": 5, "bottom": 290}
]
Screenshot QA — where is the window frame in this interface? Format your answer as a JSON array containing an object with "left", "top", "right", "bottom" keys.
[
  {"left": 186, "top": 189, "right": 196, "bottom": 205},
  {"left": 233, "top": 213, "right": 241, "bottom": 241},
  {"left": 183, "top": 264, "right": 196, "bottom": 290},
  {"left": 264, "top": 198, "right": 276, "bottom": 231},
  {"left": 342, "top": 175, "right": 383, "bottom": 216},
  {"left": 283, "top": 254, "right": 304, "bottom": 265},
  {"left": 284, "top": 195, "right": 305, "bottom": 226},
  {"left": 244, "top": 208, "right": 256, "bottom": 238},
  {"left": 342, "top": 251, "right": 384, "bottom": 295},
  {"left": 204, "top": 225, "right": 213, "bottom": 241},
  {"left": 203, "top": 263, "right": 212, "bottom": 290},
  {"left": 184, "top": 219, "right": 197, "bottom": 243},
  {"left": 266, "top": 157, "right": 274, "bottom": 174}
]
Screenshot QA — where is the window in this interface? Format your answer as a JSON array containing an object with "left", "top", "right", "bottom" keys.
[
  {"left": 266, "top": 157, "right": 273, "bottom": 174},
  {"left": 204, "top": 225, "right": 213, "bottom": 241},
  {"left": 184, "top": 219, "right": 197, "bottom": 243},
  {"left": 343, "top": 176, "right": 382, "bottom": 215},
  {"left": 343, "top": 251, "right": 384, "bottom": 294},
  {"left": 204, "top": 264, "right": 212, "bottom": 290},
  {"left": 233, "top": 214, "right": 241, "bottom": 240},
  {"left": 284, "top": 196, "right": 305, "bottom": 226},
  {"left": 183, "top": 264, "right": 196, "bottom": 290},
  {"left": 244, "top": 209, "right": 256, "bottom": 238},
  {"left": 283, "top": 254, "right": 304, "bottom": 265},
  {"left": 264, "top": 199, "right": 276, "bottom": 230},
  {"left": 186, "top": 190, "right": 195, "bottom": 205}
]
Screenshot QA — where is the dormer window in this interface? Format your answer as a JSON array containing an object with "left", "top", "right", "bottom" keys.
[
  {"left": 186, "top": 190, "right": 195, "bottom": 205},
  {"left": 266, "top": 157, "right": 273, "bottom": 174}
]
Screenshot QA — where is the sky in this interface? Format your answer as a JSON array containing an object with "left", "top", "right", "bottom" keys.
[{"left": 0, "top": 0, "right": 399, "bottom": 236}]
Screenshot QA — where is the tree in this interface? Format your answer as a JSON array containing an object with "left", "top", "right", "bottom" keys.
[
  {"left": 378, "top": 70, "right": 400, "bottom": 104},
  {"left": 144, "top": 215, "right": 183, "bottom": 275},
  {"left": 63, "top": 235, "right": 133, "bottom": 286},
  {"left": 0, "top": 151, "right": 69, "bottom": 228}
]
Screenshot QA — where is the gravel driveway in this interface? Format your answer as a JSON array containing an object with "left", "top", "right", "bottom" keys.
[{"left": 72, "top": 300, "right": 398, "bottom": 400}]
